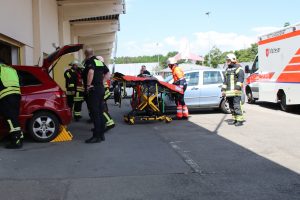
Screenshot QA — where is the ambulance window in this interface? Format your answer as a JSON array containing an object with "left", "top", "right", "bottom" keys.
[{"left": 252, "top": 56, "right": 259, "bottom": 73}]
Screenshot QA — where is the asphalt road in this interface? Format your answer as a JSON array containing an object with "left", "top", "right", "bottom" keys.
[{"left": 0, "top": 100, "right": 299, "bottom": 200}]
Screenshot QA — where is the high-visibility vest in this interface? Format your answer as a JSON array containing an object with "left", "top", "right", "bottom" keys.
[
  {"left": 0, "top": 64, "right": 20, "bottom": 88},
  {"left": 172, "top": 66, "right": 185, "bottom": 82},
  {"left": 94, "top": 59, "right": 104, "bottom": 68},
  {"left": 222, "top": 65, "right": 244, "bottom": 97},
  {"left": 0, "top": 64, "right": 20, "bottom": 99}
]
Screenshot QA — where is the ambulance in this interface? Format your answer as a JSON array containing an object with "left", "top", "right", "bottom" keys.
[{"left": 245, "top": 23, "right": 300, "bottom": 111}]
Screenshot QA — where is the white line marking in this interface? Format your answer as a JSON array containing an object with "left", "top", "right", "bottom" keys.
[{"left": 170, "top": 142, "right": 202, "bottom": 173}]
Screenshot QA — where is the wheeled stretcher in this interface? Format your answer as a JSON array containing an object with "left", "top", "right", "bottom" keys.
[{"left": 113, "top": 73, "right": 183, "bottom": 125}]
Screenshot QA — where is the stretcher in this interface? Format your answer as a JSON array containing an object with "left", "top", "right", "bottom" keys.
[{"left": 113, "top": 73, "right": 183, "bottom": 125}]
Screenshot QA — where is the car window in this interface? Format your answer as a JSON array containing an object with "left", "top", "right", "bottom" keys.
[
  {"left": 17, "top": 70, "right": 41, "bottom": 86},
  {"left": 164, "top": 75, "right": 173, "bottom": 83},
  {"left": 203, "top": 71, "right": 223, "bottom": 85},
  {"left": 185, "top": 72, "right": 199, "bottom": 86}
]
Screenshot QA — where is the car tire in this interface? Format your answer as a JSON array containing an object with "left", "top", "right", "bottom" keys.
[
  {"left": 280, "top": 93, "right": 292, "bottom": 112},
  {"left": 246, "top": 89, "right": 256, "bottom": 104},
  {"left": 28, "top": 111, "right": 60, "bottom": 142},
  {"left": 220, "top": 99, "right": 231, "bottom": 114}
]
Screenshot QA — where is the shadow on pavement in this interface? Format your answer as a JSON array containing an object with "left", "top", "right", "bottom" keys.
[
  {"left": 0, "top": 99, "right": 299, "bottom": 200},
  {"left": 254, "top": 101, "right": 300, "bottom": 115}
]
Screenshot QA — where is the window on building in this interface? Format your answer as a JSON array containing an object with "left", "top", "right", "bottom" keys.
[
  {"left": 0, "top": 41, "right": 20, "bottom": 65},
  {"left": 17, "top": 70, "right": 41, "bottom": 87},
  {"left": 203, "top": 71, "right": 223, "bottom": 85}
]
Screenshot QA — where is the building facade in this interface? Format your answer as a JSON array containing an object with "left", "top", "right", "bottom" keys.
[{"left": 0, "top": 0, "right": 125, "bottom": 88}]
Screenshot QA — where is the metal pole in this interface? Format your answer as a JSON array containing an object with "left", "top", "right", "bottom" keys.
[
  {"left": 112, "top": 33, "right": 118, "bottom": 74},
  {"left": 206, "top": 12, "right": 211, "bottom": 67},
  {"left": 157, "top": 43, "right": 160, "bottom": 68}
]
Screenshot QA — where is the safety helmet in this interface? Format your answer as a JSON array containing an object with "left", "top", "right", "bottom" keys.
[
  {"left": 69, "top": 60, "right": 80, "bottom": 66},
  {"left": 167, "top": 57, "right": 177, "bottom": 65},
  {"left": 226, "top": 53, "right": 237, "bottom": 63},
  {"left": 96, "top": 56, "right": 104, "bottom": 62}
]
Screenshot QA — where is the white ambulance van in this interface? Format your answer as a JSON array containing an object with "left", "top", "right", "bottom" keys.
[{"left": 245, "top": 23, "right": 300, "bottom": 111}]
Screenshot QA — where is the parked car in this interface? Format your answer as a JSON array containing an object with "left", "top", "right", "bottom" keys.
[
  {"left": 0, "top": 44, "right": 83, "bottom": 142},
  {"left": 163, "top": 67, "right": 231, "bottom": 113}
]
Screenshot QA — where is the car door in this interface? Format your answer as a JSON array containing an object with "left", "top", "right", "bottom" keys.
[
  {"left": 199, "top": 70, "right": 223, "bottom": 106},
  {"left": 184, "top": 71, "right": 201, "bottom": 106}
]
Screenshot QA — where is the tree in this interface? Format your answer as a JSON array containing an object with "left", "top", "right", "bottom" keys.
[
  {"left": 204, "top": 46, "right": 223, "bottom": 68},
  {"left": 284, "top": 22, "right": 290, "bottom": 27},
  {"left": 203, "top": 43, "right": 258, "bottom": 67}
]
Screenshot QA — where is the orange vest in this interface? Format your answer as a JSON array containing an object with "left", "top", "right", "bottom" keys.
[{"left": 172, "top": 66, "right": 185, "bottom": 82}]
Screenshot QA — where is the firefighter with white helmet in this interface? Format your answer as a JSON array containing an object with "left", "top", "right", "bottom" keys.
[
  {"left": 167, "top": 57, "right": 189, "bottom": 120},
  {"left": 222, "top": 53, "right": 245, "bottom": 126},
  {"left": 64, "top": 60, "right": 84, "bottom": 121}
]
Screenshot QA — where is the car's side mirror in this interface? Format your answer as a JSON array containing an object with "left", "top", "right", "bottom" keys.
[{"left": 245, "top": 65, "right": 250, "bottom": 74}]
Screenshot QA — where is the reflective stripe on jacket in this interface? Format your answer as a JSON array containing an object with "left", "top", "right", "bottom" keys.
[
  {"left": 222, "top": 64, "right": 244, "bottom": 97},
  {"left": 0, "top": 87, "right": 20, "bottom": 99}
]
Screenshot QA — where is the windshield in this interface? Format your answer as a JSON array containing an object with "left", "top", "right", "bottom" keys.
[{"left": 164, "top": 75, "right": 173, "bottom": 83}]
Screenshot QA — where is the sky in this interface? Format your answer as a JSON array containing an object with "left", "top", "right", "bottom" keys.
[{"left": 116, "top": 0, "right": 300, "bottom": 57}]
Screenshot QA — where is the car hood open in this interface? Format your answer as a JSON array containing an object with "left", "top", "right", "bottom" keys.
[{"left": 42, "top": 44, "right": 83, "bottom": 70}]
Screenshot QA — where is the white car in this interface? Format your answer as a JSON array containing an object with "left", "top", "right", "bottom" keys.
[{"left": 163, "top": 67, "right": 231, "bottom": 113}]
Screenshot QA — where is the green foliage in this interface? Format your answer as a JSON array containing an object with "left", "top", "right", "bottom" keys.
[
  {"left": 114, "top": 43, "right": 258, "bottom": 69},
  {"left": 203, "top": 43, "right": 258, "bottom": 68},
  {"left": 284, "top": 22, "right": 290, "bottom": 27},
  {"left": 114, "top": 51, "right": 178, "bottom": 66},
  {"left": 203, "top": 46, "right": 223, "bottom": 68}
]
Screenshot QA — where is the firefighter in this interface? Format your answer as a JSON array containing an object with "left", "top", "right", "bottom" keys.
[
  {"left": 96, "top": 56, "right": 115, "bottom": 131},
  {"left": 0, "top": 59, "right": 24, "bottom": 149},
  {"left": 222, "top": 53, "right": 245, "bottom": 126},
  {"left": 64, "top": 61, "right": 84, "bottom": 121},
  {"left": 167, "top": 57, "right": 189, "bottom": 120},
  {"left": 103, "top": 81, "right": 115, "bottom": 131}
]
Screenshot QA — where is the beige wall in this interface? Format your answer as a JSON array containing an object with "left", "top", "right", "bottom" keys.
[
  {"left": 40, "top": 0, "right": 59, "bottom": 54},
  {"left": 0, "top": 0, "right": 34, "bottom": 47},
  {"left": 0, "top": 0, "right": 59, "bottom": 65}
]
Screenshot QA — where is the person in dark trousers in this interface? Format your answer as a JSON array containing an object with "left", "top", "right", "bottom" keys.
[
  {"left": 64, "top": 61, "right": 84, "bottom": 121},
  {"left": 96, "top": 56, "right": 115, "bottom": 131},
  {"left": 222, "top": 53, "right": 245, "bottom": 126},
  {"left": 0, "top": 59, "right": 24, "bottom": 149},
  {"left": 167, "top": 57, "right": 189, "bottom": 120},
  {"left": 82, "top": 48, "right": 109, "bottom": 143},
  {"left": 112, "top": 80, "right": 121, "bottom": 106}
]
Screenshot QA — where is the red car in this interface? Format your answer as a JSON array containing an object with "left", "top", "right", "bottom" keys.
[{"left": 0, "top": 44, "right": 83, "bottom": 142}]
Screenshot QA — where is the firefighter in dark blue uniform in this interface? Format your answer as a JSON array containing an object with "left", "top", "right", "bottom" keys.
[{"left": 82, "top": 49, "right": 109, "bottom": 143}]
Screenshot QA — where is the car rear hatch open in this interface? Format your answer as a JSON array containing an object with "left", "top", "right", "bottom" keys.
[{"left": 42, "top": 44, "right": 83, "bottom": 73}]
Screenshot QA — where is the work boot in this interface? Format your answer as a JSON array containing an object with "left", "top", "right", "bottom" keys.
[
  {"left": 104, "top": 124, "right": 115, "bottom": 133},
  {"left": 100, "top": 135, "right": 105, "bottom": 141},
  {"left": 235, "top": 121, "right": 243, "bottom": 127},
  {"left": 228, "top": 120, "right": 237, "bottom": 125},
  {"left": 85, "top": 137, "right": 101, "bottom": 143},
  {"left": 5, "top": 139, "right": 23, "bottom": 149},
  {"left": 74, "top": 116, "right": 82, "bottom": 122}
]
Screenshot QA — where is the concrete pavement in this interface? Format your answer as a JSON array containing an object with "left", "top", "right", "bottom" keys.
[{"left": 0, "top": 100, "right": 299, "bottom": 200}]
